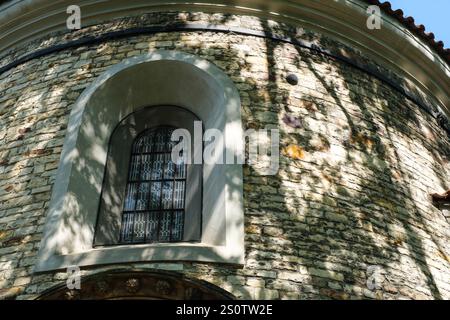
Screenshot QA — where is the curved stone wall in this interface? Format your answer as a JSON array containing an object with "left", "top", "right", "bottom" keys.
[{"left": 0, "top": 11, "right": 449, "bottom": 300}]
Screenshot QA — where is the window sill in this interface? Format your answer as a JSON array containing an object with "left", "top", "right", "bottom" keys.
[{"left": 34, "top": 242, "right": 244, "bottom": 273}]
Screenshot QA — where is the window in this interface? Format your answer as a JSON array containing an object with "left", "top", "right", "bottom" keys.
[
  {"left": 120, "top": 127, "right": 186, "bottom": 244},
  {"left": 94, "top": 105, "right": 202, "bottom": 246},
  {"left": 35, "top": 51, "right": 244, "bottom": 272}
]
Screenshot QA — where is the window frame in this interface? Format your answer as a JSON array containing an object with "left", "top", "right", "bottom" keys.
[
  {"left": 119, "top": 125, "right": 188, "bottom": 245},
  {"left": 93, "top": 106, "right": 203, "bottom": 247}
]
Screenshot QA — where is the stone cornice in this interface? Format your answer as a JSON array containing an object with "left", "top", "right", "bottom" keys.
[{"left": 0, "top": 0, "right": 449, "bottom": 119}]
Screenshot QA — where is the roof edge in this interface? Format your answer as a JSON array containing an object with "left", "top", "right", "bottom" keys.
[{"left": 364, "top": 0, "right": 449, "bottom": 65}]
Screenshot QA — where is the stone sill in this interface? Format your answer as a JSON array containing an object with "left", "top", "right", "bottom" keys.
[{"left": 34, "top": 242, "right": 245, "bottom": 273}]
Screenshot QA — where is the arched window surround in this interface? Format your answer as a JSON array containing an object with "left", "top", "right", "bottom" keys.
[{"left": 35, "top": 50, "right": 244, "bottom": 272}]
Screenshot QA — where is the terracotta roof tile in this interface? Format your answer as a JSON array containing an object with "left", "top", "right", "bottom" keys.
[{"left": 365, "top": 0, "right": 449, "bottom": 64}]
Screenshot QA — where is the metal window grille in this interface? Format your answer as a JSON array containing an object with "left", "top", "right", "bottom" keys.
[{"left": 120, "top": 126, "right": 186, "bottom": 244}]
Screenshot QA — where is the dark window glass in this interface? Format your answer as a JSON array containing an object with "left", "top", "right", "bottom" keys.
[{"left": 120, "top": 127, "right": 186, "bottom": 243}]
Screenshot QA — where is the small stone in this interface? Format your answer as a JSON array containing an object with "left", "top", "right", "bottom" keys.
[
  {"left": 286, "top": 74, "right": 299, "bottom": 85},
  {"left": 282, "top": 114, "right": 302, "bottom": 128}
]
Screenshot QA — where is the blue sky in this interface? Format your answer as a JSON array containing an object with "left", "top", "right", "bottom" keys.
[{"left": 387, "top": 0, "right": 450, "bottom": 47}]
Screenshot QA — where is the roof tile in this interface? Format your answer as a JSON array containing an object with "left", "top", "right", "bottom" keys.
[{"left": 365, "top": 0, "right": 449, "bottom": 64}]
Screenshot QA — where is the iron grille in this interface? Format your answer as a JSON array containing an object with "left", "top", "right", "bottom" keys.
[{"left": 120, "top": 126, "right": 186, "bottom": 244}]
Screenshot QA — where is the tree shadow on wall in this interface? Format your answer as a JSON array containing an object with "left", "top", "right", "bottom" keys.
[
  {"left": 284, "top": 30, "right": 449, "bottom": 299},
  {"left": 233, "top": 17, "right": 449, "bottom": 299},
  {"left": 0, "top": 54, "right": 92, "bottom": 296},
  {"left": 5, "top": 12, "right": 449, "bottom": 300}
]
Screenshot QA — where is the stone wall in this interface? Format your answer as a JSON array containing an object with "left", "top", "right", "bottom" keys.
[{"left": 0, "top": 12, "right": 449, "bottom": 300}]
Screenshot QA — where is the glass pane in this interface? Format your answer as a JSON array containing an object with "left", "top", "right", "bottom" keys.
[
  {"left": 174, "top": 181, "right": 185, "bottom": 209},
  {"left": 154, "top": 130, "right": 166, "bottom": 152},
  {"left": 121, "top": 126, "right": 188, "bottom": 244},
  {"left": 135, "top": 182, "right": 150, "bottom": 210},
  {"left": 149, "top": 182, "right": 161, "bottom": 209},
  {"left": 175, "top": 159, "right": 186, "bottom": 179},
  {"left": 164, "top": 153, "right": 175, "bottom": 179},
  {"left": 129, "top": 155, "right": 141, "bottom": 181},
  {"left": 162, "top": 181, "right": 173, "bottom": 209},
  {"left": 151, "top": 153, "right": 164, "bottom": 180},
  {"left": 141, "top": 133, "right": 153, "bottom": 153},
  {"left": 159, "top": 211, "right": 171, "bottom": 241},
  {"left": 172, "top": 211, "right": 184, "bottom": 241},
  {"left": 140, "top": 154, "right": 152, "bottom": 180},
  {"left": 121, "top": 212, "right": 134, "bottom": 242},
  {"left": 133, "top": 212, "right": 146, "bottom": 242},
  {"left": 123, "top": 183, "right": 137, "bottom": 211},
  {"left": 166, "top": 129, "right": 175, "bottom": 151},
  {"left": 145, "top": 211, "right": 159, "bottom": 241}
]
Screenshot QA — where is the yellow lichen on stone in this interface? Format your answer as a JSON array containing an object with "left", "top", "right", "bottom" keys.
[{"left": 283, "top": 144, "right": 305, "bottom": 160}]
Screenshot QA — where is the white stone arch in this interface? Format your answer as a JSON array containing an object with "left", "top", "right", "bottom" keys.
[{"left": 35, "top": 50, "right": 244, "bottom": 272}]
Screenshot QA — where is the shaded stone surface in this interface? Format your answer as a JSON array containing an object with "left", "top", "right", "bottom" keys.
[{"left": 0, "top": 11, "right": 449, "bottom": 300}]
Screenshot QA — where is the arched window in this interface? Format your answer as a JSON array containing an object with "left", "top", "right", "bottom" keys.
[
  {"left": 120, "top": 126, "right": 186, "bottom": 244},
  {"left": 94, "top": 106, "right": 202, "bottom": 246},
  {"left": 36, "top": 51, "right": 244, "bottom": 272}
]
